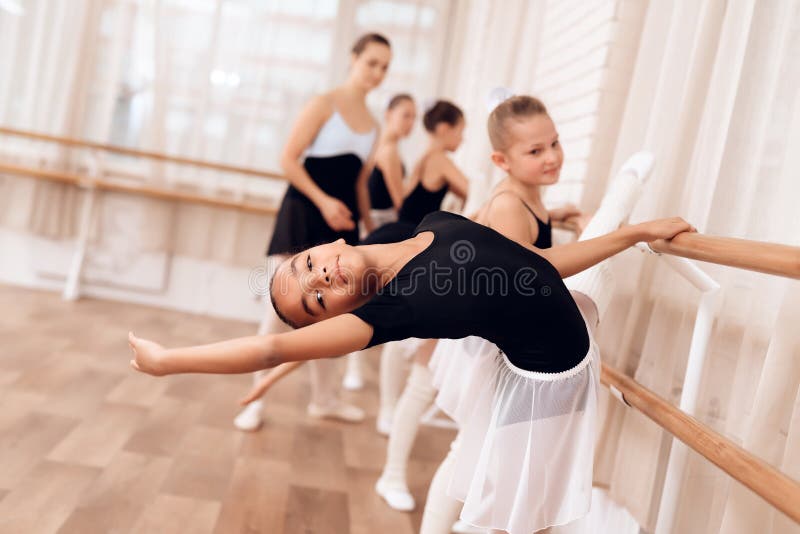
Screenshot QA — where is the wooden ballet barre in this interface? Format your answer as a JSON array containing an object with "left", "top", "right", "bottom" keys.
[
  {"left": 0, "top": 162, "right": 278, "bottom": 216},
  {"left": 0, "top": 126, "right": 284, "bottom": 181},
  {"left": 649, "top": 232, "right": 800, "bottom": 280},
  {"left": 600, "top": 363, "right": 800, "bottom": 524}
]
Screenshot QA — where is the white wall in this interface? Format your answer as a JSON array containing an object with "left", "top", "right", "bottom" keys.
[{"left": 0, "top": 227, "right": 265, "bottom": 323}]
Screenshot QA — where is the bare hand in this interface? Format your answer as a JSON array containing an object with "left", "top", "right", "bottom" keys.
[
  {"left": 565, "top": 213, "right": 592, "bottom": 235},
  {"left": 361, "top": 215, "right": 376, "bottom": 236},
  {"left": 637, "top": 217, "right": 696, "bottom": 242},
  {"left": 128, "top": 332, "right": 169, "bottom": 376},
  {"left": 550, "top": 203, "right": 582, "bottom": 222},
  {"left": 318, "top": 196, "right": 355, "bottom": 232}
]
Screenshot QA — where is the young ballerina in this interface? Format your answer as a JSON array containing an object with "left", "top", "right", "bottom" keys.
[
  {"left": 240, "top": 100, "right": 471, "bottom": 413},
  {"left": 366, "top": 99, "right": 470, "bottom": 245},
  {"left": 342, "top": 93, "right": 417, "bottom": 391},
  {"left": 367, "top": 93, "right": 417, "bottom": 227},
  {"left": 367, "top": 99, "right": 469, "bottom": 433},
  {"left": 417, "top": 94, "right": 656, "bottom": 534},
  {"left": 375, "top": 95, "right": 585, "bottom": 513},
  {"left": 129, "top": 212, "right": 691, "bottom": 380},
  {"left": 129, "top": 208, "right": 689, "bottom": 534},
  {"left": 233, "top": 32, "right": 391, "bottom": 431}
]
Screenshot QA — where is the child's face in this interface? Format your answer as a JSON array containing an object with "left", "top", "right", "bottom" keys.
[
  {"left": 436, "top": 118, "right": 465, "bottom": 151},
  {"left": 386, "top": 99, "right": 417, "bottom": 138},
  {"left": 271, "top": 239, "right": 370, "bottom": 327},
  {"left": 492, "top": 114, "right": 563, "bottom": 186}
]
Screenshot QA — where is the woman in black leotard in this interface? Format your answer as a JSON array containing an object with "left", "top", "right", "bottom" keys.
[
  {"left": 269, "top": 34, "right": 389, "bottom": 253},
  {"left": 364, "top": 100, "right": 470, "bottom": 246},
  {"left": 234, "top": 33, "right": 392, "bottom": 431}
]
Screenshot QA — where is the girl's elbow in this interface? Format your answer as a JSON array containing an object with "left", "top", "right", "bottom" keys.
[
  {"left": 279, "top": 152, "right": 299, "bottom": 173},
  {"left": 538, "top": 250, "right": 564, "bottom": 275}
]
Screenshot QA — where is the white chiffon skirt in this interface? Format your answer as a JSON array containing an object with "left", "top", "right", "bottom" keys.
[
  {"left": 370, "top": 207, "right": 398, "bottom": 228},
  {"left": 429, "top": 292, "right": 600, "bottom": 534}
]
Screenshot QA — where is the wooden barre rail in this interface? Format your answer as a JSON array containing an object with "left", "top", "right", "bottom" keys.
[
  {"left": 4, "top": 159, "right": 799, "bottom": 279},
  {"left": 650, "top": 233, "right": 800, "bottom": 280},
  {"left": 0, "top": 162, "right": 278, "bottom": 216},
  {"left": 1, "top": 160, "right": 589, "bottom": 227},
  {"left": 601, "top": 363, "right": 800, "bottom": 524},
  {"left": 0, "top": 126, "right": 284, "bottom": 181}
]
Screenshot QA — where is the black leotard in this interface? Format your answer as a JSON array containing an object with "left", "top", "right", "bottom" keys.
[
  {"left": 488, "top": 191, "right": 552, "bottom": 249},
  {"left": 350, "top": 211, "right": 589, "bottom": 373},
  {"left": 520, "top": 199, "right": 552, "bottom": 249},
  {"left": 267, "top": 111, "right": 375, "bottom": 256},
  {"left": 361, "top": 157, "right": 449, "bottom": 246},
  {"left": 397, "top": 179, "right": 448, "bottom": 225},
  {"left": 368, "top": 163, "right": 406, "bottom": 210}
]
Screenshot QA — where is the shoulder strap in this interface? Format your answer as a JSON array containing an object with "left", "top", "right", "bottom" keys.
[{"left": 487, "top": 191, "right": 543, "bottom": 223}]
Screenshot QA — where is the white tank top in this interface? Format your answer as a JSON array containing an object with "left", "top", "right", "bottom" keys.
[{"left": 305, "top": 110, "right": 377, "bottom": 163}]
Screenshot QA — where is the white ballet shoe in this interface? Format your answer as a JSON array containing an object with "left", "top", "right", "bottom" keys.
[
  {"left": 233, "top": 400, "right": 263, "bottom": 431},
  {"left": 618, "top": 150, "right": 655, "bottom": 184},
  {"left": 375, "top": 477, "right": 415, "bottom": 512},
  {"left": 342, "top": 369, "right": 365, "bottom": 391},
  {"left": 307, "top": 401, "right": 365, "bottom": 423},
  {"left": 376, "top": 412, "right": 393, "bottom": 436},
  {"left": 452, "top": 519, "right": 488, "bottom": 533}
]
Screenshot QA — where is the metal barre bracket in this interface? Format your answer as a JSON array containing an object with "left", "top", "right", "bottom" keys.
[{"left": 609, "top": 385, "right": 632, "bottom": 407}]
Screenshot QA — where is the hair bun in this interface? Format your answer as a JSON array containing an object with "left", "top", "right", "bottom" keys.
[{"left": 486, "top": 87, "right": 514, "bottom": 113}]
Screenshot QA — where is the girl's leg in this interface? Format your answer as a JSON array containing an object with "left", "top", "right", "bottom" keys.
[
  {"left": 307, "top": 358, "right": 365, "bottom": 422},
  {"left": 342, "top": 352, "right": 364, "bottom": 390},
  {"left": 377, "top": 341, "right": 411, "bottom": 435},
  {"left": 419, "top": 435, "right": 463, "bottom": 534},
  {"left": 234, "top": 254, "right": 292, "bottom": 431},
  {"left": 376, "top": 340, "right": 438, "bottom": 511},
  {"left": 565, "top": 151, "right": 655, "bottom": 324}
]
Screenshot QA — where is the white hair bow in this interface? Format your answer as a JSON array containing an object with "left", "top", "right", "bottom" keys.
[{"left": 486, "top": 87, "right": 514, "bottom": 113}]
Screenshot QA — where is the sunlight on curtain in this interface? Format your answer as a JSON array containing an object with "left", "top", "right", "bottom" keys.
[
  {"left": 591, "top": 2, "right": 800, "bottom": 533},
  {"left": 0, "top": 0, "right": 451, "bottom": 267}
]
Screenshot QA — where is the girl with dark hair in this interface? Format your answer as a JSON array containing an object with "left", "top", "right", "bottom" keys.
[
  {"left": 342, "top": 93, "right": 417, "bottom": 391},
  {"left": 364, "top": 99, "right": 470, "bottom": 246},
  {"left": 132, "top": 212, "right": 688, "bottom": 534},
  {"left": 368, "top": 94, "right": 417, "bottom": 227},
  {"left": 359, "top": 99, "right": 470, "bottom": 446}
]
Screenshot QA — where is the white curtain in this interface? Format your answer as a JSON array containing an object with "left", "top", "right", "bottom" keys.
[
  {"left": 440, "top": 1, "right": 800, "bottom": 532},
  {"left": 1, "top": 1, "right": 797, "bottom": 529},
  {"left": 591, "top": 1, "right": 800, "bottom": 533}
]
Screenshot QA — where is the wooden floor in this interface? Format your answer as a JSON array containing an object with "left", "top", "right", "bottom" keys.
[{"left": 0, "top": 284, "right": 456, "bottom": 534}]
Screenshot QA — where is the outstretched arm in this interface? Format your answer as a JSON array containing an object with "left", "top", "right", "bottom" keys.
[
  {"left": 536, "top": 218, "right": 696, "bottom": 278},
  {"left": 129, "top": 314, "right": 374, "bottom": 377}
]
